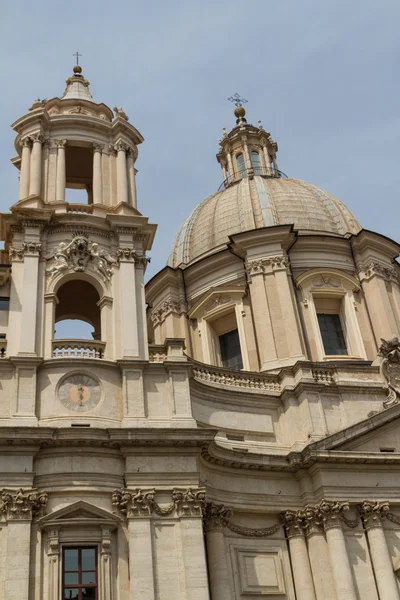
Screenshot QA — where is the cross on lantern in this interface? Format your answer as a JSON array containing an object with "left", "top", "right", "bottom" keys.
[
  {"left": 72, "top": 51, "right": 82, "bottom": 66},
  {"left": 228, "top": 93, "right": 248, "bottom": 108}
]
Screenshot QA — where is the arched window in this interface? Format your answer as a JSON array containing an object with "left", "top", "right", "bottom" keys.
[
  {"left": 251, "top": 151, "right": 262, "bottom": 175},
  {"left": 236, "top": 153, "right": 247, "bottom": 179},
  {"left": 55, "top": 280, "right": 101, "bottom": 340}
]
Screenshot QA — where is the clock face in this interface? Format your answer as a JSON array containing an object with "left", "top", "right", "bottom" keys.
[{"left": 58, "top": 374, "right": 101, "bottom": 412}]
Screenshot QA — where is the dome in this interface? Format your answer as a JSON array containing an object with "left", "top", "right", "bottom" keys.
[{"left": 168, "top": 175, "right": 362, "bottom": 268}]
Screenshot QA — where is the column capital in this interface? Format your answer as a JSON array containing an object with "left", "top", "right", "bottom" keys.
[
  {"left": 316, "top": 499, "right": 350, "bottom": 531},
  {"left": 31, "top": 132, "right": 45, "bottom": 144},
  {"left": 204, "top": 502, "right": 233, "bottom": 532},
  {"left": 21, "top": 136, "right": 32, "bottom": 148},
  {"left": 303, "top": 505, "right": 324, "bottom": 536},
  {"left": 55, "top": 139, "right": 67, "bottom": 148},
  {"left": 93, "top": 142, "right": 104, "bottom": 153},
  {"left": 358, "top": 501, "right": 390, "bottom": 530},
  {"left": 281, "top": 509, "right": 306, "bottom": 538},
  {"left": 112, "top": 487, "right": 206, "bottom": 520},
  {"left": 0, "top": 488, "right": 48, "bottom": 521},
  {"left": 114, "top": 140, "right": 129, "bottom": 153}
]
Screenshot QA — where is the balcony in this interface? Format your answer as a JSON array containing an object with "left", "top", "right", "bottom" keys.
[
  {"left": 218, "top": 166, "right": 288, "bottom": 191},
  {"left": 52, "top": 340, "right": 105, "bottom": 359}
]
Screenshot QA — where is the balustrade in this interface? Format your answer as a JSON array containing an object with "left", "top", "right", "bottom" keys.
[{"left": 52, "top": 339, "right": 105, "bottom": 359}]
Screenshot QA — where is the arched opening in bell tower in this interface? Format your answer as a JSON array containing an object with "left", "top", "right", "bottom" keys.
[
  {"left": 65, "top": 142, "right": 94, "bottom": 204},
  {"left": 54, "top": 280, "right": 101, "bottom": 340}
]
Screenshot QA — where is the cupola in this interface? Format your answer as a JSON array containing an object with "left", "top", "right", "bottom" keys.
[{"left": 216, "top": 98, "right": 281, "bottom": 188}]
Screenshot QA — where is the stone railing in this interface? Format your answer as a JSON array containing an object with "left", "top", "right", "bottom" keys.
[
  {"left": 192, "top": 364, "right": 280, "bottom": 392},
  {"left": 66, "top": 203, "right": 94, "bottom": 214},
  {"left": 52, "top": 340, "right": 106, "bottom": 359}
]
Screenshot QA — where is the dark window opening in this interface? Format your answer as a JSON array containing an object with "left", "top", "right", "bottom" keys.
[
  {"left": 317, "top": 313, "right": 347, "bottom": 355},
  {"left": 0, "top": 298, "right": 10, "bottom": 311},
  {"left": 219, "top": 328, "right": 243, "bottom": 370},
  {"left": 65, "top": 145, "right": 94, "bottom": 204},
  {"left": 63, "top": 547, "right": 97, "bottom": 600},
  {"left": 236, "top": 153, "right": 247, "bottom": 179}
]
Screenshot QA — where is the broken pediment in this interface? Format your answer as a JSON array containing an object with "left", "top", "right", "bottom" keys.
[{"left": 39, "top": 500, "right": 121, "bottom": 530}]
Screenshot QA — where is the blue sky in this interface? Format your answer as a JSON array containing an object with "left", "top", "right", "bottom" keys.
[{"left": 1, "top": 0, "right": 399, "bottom": 337}]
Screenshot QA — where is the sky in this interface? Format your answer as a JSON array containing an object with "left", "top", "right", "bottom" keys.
[{"left": 0, "top": 0, "right": 399, "bottom": 337}]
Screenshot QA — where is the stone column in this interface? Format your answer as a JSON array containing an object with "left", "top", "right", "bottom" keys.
[
  {"left": 319, "top": 501, "right": 357, "bottom": 600},
  {"left": 227, "top": 151, "right": 234, "bottom": 178},
  {"left": 127, "top": 148, "right": 137, "bottom": 208},
  {"left": 43, "top": 293, "right": 58, "bottom": 359},
  {"left": 128, "top": 518, "right": 155, "bottom": 599},
  {"left": 115, "top": 140, "right": 129, "bottom": 205},
  {"left": 29, "top": 132, "right": 44, "bottom": 197},
  {"left": 55, "top": 139, "right": 67, "bottom": 202},
  {"left": 3, "top": 489, "right": 48, "bottom": 600},
  {"left": 180, "top": 517, "right": 210, "bottom": 600},
  {"left": 92, "top": 143, "right": 104, "bottom": 204},
  {"left": 135, "top": 257, "right": 149, "bottom": 360},
  {"left": 19, "top": 137, "right": 32, "bottom": 200},
  {"left": 304, "top": 508, "right": 337, "bottom": 600},
  {"left": 19, "top": 241, "right": 42, "bottom": 355},
  {"left": 358, "top": 501, "right": 400, "bottom": 600},
  {"left": 282, "top": 511, "right": 316, "bottom": 600},
  {"left": 98, "top": 296, "right": 114, "bottom": 359},
  {"left": 246, "top": 260, "right": 277, "bottom": 369},
  {"left": 204, "top": 503, "right": 232, "bottom": 600},
  {"left": 117, "top": 246, "right": 139, "bottom": 357}
]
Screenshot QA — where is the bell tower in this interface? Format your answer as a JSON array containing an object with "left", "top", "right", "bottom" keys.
[{"left": 3, "top": 63, "right": 156, "bottom": 372}]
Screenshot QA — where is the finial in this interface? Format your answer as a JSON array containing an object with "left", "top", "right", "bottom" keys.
[
  {"left": 258, "top": 119, "right": 264, "bottom": 130},
  {"left": 228, "top": 93, "right": 248, "bottom": 124},
  {"left": 72, "top": 51, "right": 82, "bottom": 74}
]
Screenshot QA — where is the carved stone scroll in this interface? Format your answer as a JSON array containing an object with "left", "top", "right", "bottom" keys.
[
  {"left": 0, "top": 488, "right": 48, "bottom": 521},
  {"left": 379, "top": 337, "right": 400, "bottom": 407}
]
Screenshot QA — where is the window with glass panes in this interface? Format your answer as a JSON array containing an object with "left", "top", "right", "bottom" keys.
[
  {"left": 63, "top": 547, "right": 97, "bottom": 600},
  {"left": 317, "top": 313, "right": 348, "bottom": 355},
  {"left": 236, "top": 153, "right": 247, "bottom": 178},
  {"left": 219, "top": 329, "right": 243, "bottom": 370}
]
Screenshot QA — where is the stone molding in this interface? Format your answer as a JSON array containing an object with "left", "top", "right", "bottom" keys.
[
  {"left": 281, "top": 501, "right": 361, "bottom": 536},
  {"left": 0, "top": 488, "right": 48, "bottom": 521},
  {"left": 31, "top": 132, "right": 45, "bottom": 144},
  {"left": 204, "top": 502, "right": 280, "bottom": 537},
  {"left": 112, "top": 487, "right": 206, "bottom": 519},
  {"left": 116, "top": 247, "right": 136, "bottom": 261},
  {"left": 193, "top": 365, "right": 280, "bottom": 392},
  {"left": 357, "top": 260, "right": 398, "bottom": 283},
  {"left": 149, "top": 349, "right": 168, "bottom": 363},
  {"left": 312, "top": 368, "right": 336, "bottom": 385},
  {"left": 114, "top": 140, "right": 129, "bottom": 153},
  {"left": 379, "top": 337, "right": 400, "bottom": 407},
  {"left": 92, "top": 142, "right": 104, "bottom": 153},
  {"left": 245, "top": 255, "right": 288, "bottom": 277},
  {"left": 21, "top": 136, "right": 32, "bottom": 148},
  {"left": 55, "top": 139, "right": 67, "bottom": 149},
  {"left": 150, "top": 299, "right": 187, "bottom": 326}
]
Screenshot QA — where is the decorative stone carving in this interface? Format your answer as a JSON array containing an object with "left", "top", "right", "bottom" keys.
[
  {"left": 0, "top": 488, "right": 48, "bottom": 521},
  {"left": 116, "top": 247, "right": 136, "bottom": 261},
  {"left": 311, "top": 275, "right": 342, "bottom": 289},
  {"left": 29, "top": 98, "right": 47, "bottom": 111},
  {"left": 46, "top": 236, "right": 117, "bottom": 281},
  {"left": 358, "top": 501, "right": 390, "bottom": 530},
  {"left": 93, "top": 142, "right": 104, "bottom": 153},
  {"left": 55, "top": 139, "right": 67, "bottom": 148},
  {"left": 314, "top": 500, "right": 350, "bottom": 530},
  {"left": 114, "top": 140, "right": 129, "bottom": 153},
  {"left": 379, "top": 337, "right": 400, "bottom": 407},
  {"left": 245, "top": 255, "right": 288, "bottom": 277},
  {"left": 150, "top": 299, "right": 186, "bottom": 326},
  {"left": 113, "top": 106, "right": 129, "bottom": 121},
  {"left": 203, "top": 502, "right": 233, "bottom": 531},
  {"left": 281, "top": 509, "right": 305, "bottom": 538},
  {"left": 358, "top": 260, "right": 398, "bottom": 283},
  {"left": 9, "top": 242, "right": 42, "bottom": 261},
  {"left": 31, "top": 132, "right": 45, "bottom": 144},
  {"left": 149, "top": 349, "right": 168, "bottom": 363},
  {"left": 21, "top": 136, "right": 32, "bottom": 148},
  {"left": 312, "top": 369, "right": 336, "bottom": 385},
  {"left": 112, "top": 487, "right": 206, "bottom": 519},
  {"left": 204, "top": 295, "right": 232, "bottom": 314}
]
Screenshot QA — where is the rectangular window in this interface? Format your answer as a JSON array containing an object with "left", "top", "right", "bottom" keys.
[
  {"left": 219, "top": 328, "right": 243, "bottom": 370},
  {"left": 317, "top": 313, "right": 348, "bottom": 355},
  {"left": 0, "top": 298, "right": 9, "bottom": 311},
  {"left": 63, "top": 547, "right": 97, "bottom": 600}
]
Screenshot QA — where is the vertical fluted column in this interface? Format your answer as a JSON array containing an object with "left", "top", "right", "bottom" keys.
[
  {"left": 92, "top": 143, "right": 103, "bottom": 204},
  {"left": 282, "top": 511, "right": 316, "bottom": 600},
  {"left": 320, "top": 501, "right": 357, "bottom": 600},
  {"left": 304, "top": 508, "right": 337, "bottom": 600},
  {"left": 29, "top": 132, "right": 44, "bottom": 197},
  {"left": 115, "top": 140, "right": 129, "bottom": 204},
  {"left": 19, "top": 137, "right": 32, "bottom": 200},
  {"left": 204, "top": 503, "right": 232, "bottom": 600},
  {"left": 127, "top": 148, "right": 137, "bottom": 208},
  {"left": 358, "top": 501, "right": 399, "bottom": 600},
  {"left": 55, "top": 139, "right": 67, "bottom": 202}
]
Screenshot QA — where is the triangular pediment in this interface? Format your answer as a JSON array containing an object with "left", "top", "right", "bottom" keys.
[
  {"left": 39, "top": 500, "right": 121, "bottom": 529},
  {"left": 306, "top": 403, "right": 400, "bottom": 454}
]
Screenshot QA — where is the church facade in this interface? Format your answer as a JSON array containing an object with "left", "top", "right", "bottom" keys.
[{"left": 1, "top": 65, "right": 400, "bottom": 600}]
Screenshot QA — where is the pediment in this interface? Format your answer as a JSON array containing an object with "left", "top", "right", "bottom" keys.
[
  {"left": 307, "top": 403, "right": 400, "bottom": 454},
  {"left": 39, "top": 500, "right": 121, "bottom": 530}
]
